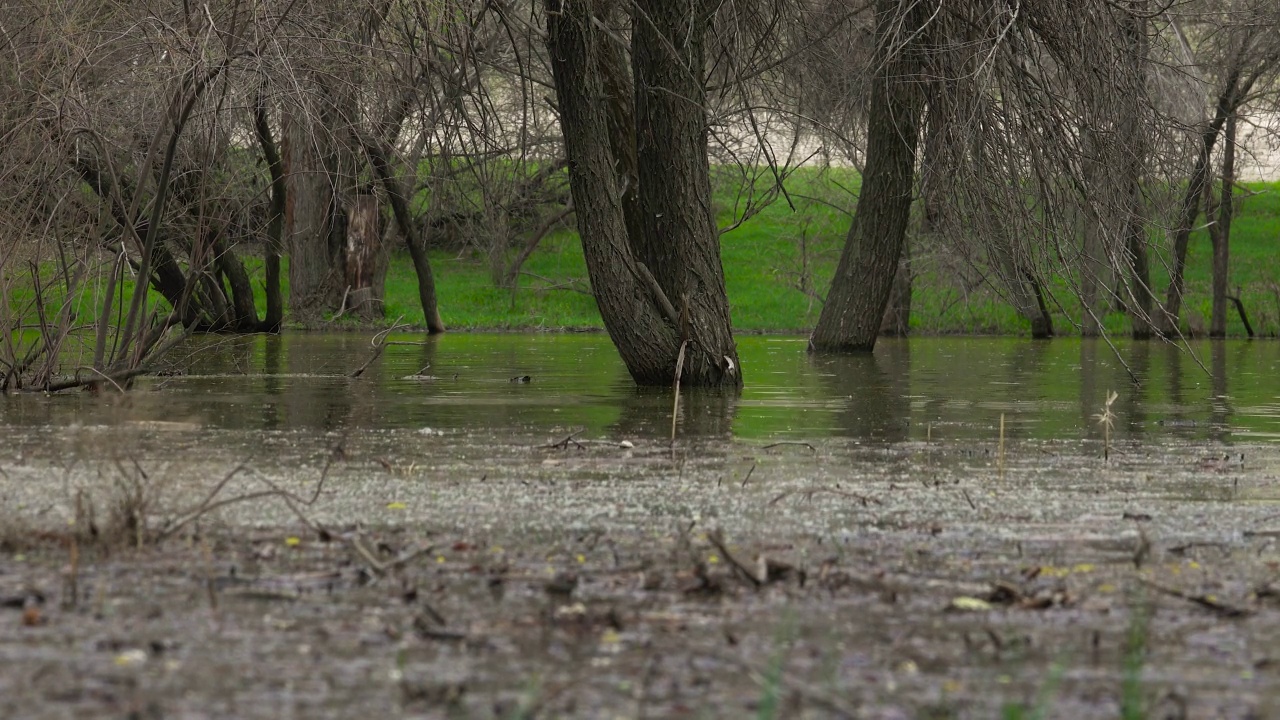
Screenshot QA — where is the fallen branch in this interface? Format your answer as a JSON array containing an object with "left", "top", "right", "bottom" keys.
[
  {"left": 768, "top": 487, "right": 881, "bottom": 507},
  {"left": 1138, "top": 577, "right": 1252, "bottom": 618},
  {"left": 1224, "top": 291, "right": 1255, "bottom": 338},
  {"left": 541, "top": 429, "right": 585, "bottom": 450},
  {"left": 349, "top": 318, "right": 415, "bottom": 378}
]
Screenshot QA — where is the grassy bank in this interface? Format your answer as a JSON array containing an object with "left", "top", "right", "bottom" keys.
[
  {"left": 6, "top": 172, "right": 1279, "bottom": 337},
  {"left": 410, "top": 175, "right": 1280, "bottom": 337}
]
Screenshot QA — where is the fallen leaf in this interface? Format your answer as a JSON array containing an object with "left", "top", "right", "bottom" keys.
[{"left": 949, "top": 596, "right": 994, "bottom": 612}]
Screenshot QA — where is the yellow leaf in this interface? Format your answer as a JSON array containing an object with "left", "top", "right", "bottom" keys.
[
  {"left": 949, "top": 596, "right": 993, "bottom": 612},
  {"left": 707, "top": 554, "right": 720, "bottom": 565},
  {"left": 114, "top": 650, "right": 147, "bottom": 667},
  {"left": 284, "top": 537, "right": 301, "bottom": 547},
  {"left": 386, "top": 502, "right": 407, "bottom": 510}
]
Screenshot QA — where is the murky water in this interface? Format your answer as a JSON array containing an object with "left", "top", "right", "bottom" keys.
[
  {"left": 5, "top": 335, "right": 1280, "bottom": 719},
  {"left": 2, "top": 334, "right": 1276, "bottom": 443}
]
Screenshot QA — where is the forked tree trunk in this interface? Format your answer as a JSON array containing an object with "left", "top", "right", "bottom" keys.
[
  {"left": 810, "top": 0, "right": 929, "bottom": 352},
  {"left": 546, "top": 0, "right": 738, "bottom": 387},
  {"left": 1210, "top": 113, "right": 1237, "bottom": 338}
]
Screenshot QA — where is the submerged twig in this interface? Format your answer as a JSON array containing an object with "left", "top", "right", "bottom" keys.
[
  {"left": 541, "top": 429, "right": 585, "bottom": 450},
  {"left": 349, "top": 317, "right": 416, "bottom": 378},
  {"left": 761, "top": 441, "right": 816, "bottom": 453}
]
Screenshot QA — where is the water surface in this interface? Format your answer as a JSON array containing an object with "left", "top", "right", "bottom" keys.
[{"left": 2, "top": 334, "right": 1277, "bottom": 443}]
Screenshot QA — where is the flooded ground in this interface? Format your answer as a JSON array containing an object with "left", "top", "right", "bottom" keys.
[{"left": 2, "top": 335, "right": 1280, "bottom": 718}]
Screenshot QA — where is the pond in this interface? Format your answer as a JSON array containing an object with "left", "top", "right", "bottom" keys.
[{"left": 2, "top": 333, "right": 1278, "bottom": 444}]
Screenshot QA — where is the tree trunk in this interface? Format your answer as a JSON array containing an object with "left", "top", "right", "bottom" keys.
[
  {"left": 1078, "top": 128, "right": 1106, "bottom": 337},
  {"left": 253, "top": 90, "right": 285, "bottom": 332},
  {"left": 1160, "top": 70, "right": 1239, "bottom": 335},
  {"left": 1210, "top": 112, "right": 1237, "bottom": 338},
  {"left": 631, "top": 0, "right": 740, "bottom": 384},
  {"left": 983, "top": 203, "right": 1053, "bottom": 338},
  {"left": 546, "top": 0, "right": 736, "bottom": 387},
  {"left": 211, "top": 235, "right": 260, "bottom": 331},
  {"left": 343, "top": 192, "right": 384, "bottom": 320},
  {"left": 1118, "top": 7, "right": 1155, "bottom": 340},
  {"left": 810, "top": 0, "right": 929, "bottom": 352},
  {"left": 879, "top": 241, "right": 911, "bottom": 337},
  {"left": 599, "top": 17, "right": 647, "bottom": 258},
  {"left": 283, "top": 113, "right": 343, "bottom": 321},
  {"left": 362, "top": 138, "right": 446, "bottom": 333}
]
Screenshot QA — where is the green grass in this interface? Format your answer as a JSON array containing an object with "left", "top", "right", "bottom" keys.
[{"left": 6, "top": 172, "right": 1279, "bottom": 337}]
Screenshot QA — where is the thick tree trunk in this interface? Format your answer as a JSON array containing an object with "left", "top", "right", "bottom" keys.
[
  {"left": 598, "top": 27, "right": 647, "bottom": 253},
  {"left": 631, "top": 0, "right": 740, "bottom": 384},
  {"left": 283, "top": 113, "right": 343, "bottom": 320},
  {"left": 1210, "top": 113, "right": 1236, "bottom": 337},
  {"left": 879, "top": 241, "right": 912, "bottom": 337},
  {"left": 810, "top": 0, "right": 929, "bottom": 352},
  {"left": 343, "top": 192, "right": 384, "bottom": 320},
  {"left": 546, "top": 0, "right": 736, "bottom": 387}
]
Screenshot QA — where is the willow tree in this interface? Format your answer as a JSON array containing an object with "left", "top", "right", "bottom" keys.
[
  {"left": 545, "top": 0, "right": 741, "bottom": 387},
  {"left": 809, "top": 0, "right": 932, "bottom": 352}
]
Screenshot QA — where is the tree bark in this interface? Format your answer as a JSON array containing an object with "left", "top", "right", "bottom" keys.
[
  {"left": 343, "top": 192, "right": 384, "bottom": 320},
  {"left": 631, "top": 0, "right": 740, "bottom": 384},
  {"left": 879, "top": 241, "right": 911, "bottom": 337},
  {"left": 1210, "top": 112, "right": 1236, "bottom": 337},
  {"left": 283, "top": 112, "right": 343, "bottom": 320},
  {"left": 546, "top": 0, "right": 737, "bottom": 386},
  {"left": 810, "top": 0, "right": 929, "bottom": 352}
]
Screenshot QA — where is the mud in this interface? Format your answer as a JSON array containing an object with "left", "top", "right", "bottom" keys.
[{"left": 4, "top": 428, "right": 1280, "bottom": 719}]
